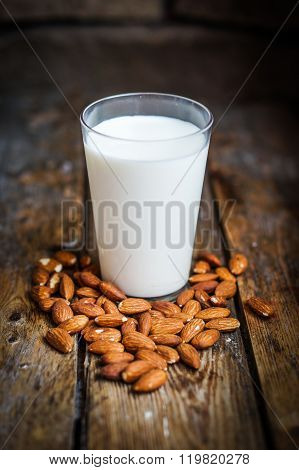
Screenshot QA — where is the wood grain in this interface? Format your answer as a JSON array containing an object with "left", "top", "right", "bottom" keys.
[{"left": 210, "top": 105, "right": 299, "bottom": 449}]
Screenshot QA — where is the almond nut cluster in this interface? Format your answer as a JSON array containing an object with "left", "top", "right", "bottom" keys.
[{"left": 31, "top": 250, "right": 273, "bottom": 393}]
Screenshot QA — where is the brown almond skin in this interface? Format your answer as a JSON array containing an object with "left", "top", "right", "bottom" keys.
[
  {"left": 59, "top": 315, "right": 89, "bottom": 334},
  {"left": 182, "top": 299, "right": 201, "bottom": 317},
  {"left": 80, "top": 271, "right": 101, "bottom": 289},
  {"left": 193, "top": 260, "right": 210, "bottom": 274},
  {"left": 83, "top": 326, "right": 105, "bottom": 342},
  {"left": 88, "top": 341, "right": 124, "bottom": 355},
  {"left": 31, "top": 285, "right": 51, "bottom": 302},
  {"left": 247, "top": 297, "right": 274, "bottom": 317},
  {"left": 71, "top": 298, "right": 96, "bottom": 313},
  {"left": 138, "top": 311, "right": 152, "bottom": 336},
  {"left": 194, "top": 289, "right": 211, "bottom": 308},
  {"left": 60, "top": 273, "right": 75, "bottom": 301},
  {"left": 133, "top": 369, "right": 167, "bottom": 392},
  {"left": 122, "top": 332, "right": 156, "bottom": 352},
  {"left": 205, "top": 318, "right": 240, "bottom": 332},
  {"left": 118, "top": 298, "right": 151, "bottom": 314},
  {"left": 149, "top": 334, "right": 182, "bottom": 347},
  {"left": 37, "top": 258, "right": 62, "bottom": 273},
  {"left": 38, "top": 297, "right": 59, "bottom": 312},
  {"left": 150, "top": 318, "right": 184, "bottom": 335},
  {"left": 195, "top": 307, "right": 230, "bottom": 321},
  {"left": 191, "top": 329, "right": 220, "bottom": 349},
  {"left": 76, "top": 287, "right": 99, "bottom": 298},
  {"left": 101, "top": 352, "right": 134, "bottom": 365},
  {"left": 95, "top": 314, "right": 127, "bottom": 327},
  {"left": 32, "top": 267, "right": 49, "bottom": 286},
  {"left": 176, "top": 289, "right": 194, "bottom": 307},
  {"left": 47, "top": 272, "right": 61, "bottom": 293},
  {"left": 79, "top": 255, "right": 91, "bottom": 269},
  {"left": 103, "top": 299, "right": 119, "bottom": 316},
  {"left": 180, "top": 318, "right": 205, "bottom": 343},
  {"left": 156, "top": 345, "right": 180, "bottom": 364},
  {"left": 215, "top": 281, "right": 237, "bottom": 299},
  {"left": 100, "top": 362, "right": 130, "bottom": 381},
  {"left": 149, "top": 310, "right": 165, "bottom": 319},
  {"left": 99, "top": 281, "right": 126, "bottom": 301},
  {"left": 121, "top": 318, "right": 138, "bottom": 336},
  {"left": 46, "top": 328, "right": 73, "bottom": 353},
  {"left": 52, "top": 299, "right": 74, "bottom": 325},
  {"left": 54, "top": 250, "right": 77, "bottom": 267},
  {"left": 177, "top": 343, "right": 201, "bottom": 369},
  {"left": 209, "top": 295, "right": 227, "bottom": 307},
  {"left": 229, "top": 253, "right": 248, "bottom": 275},
  {"left": 122, "top": 360, "right": 154, "bottom": 383},
  {"left": 96, "top": 295, "right": 107, "bottom": 306},
  {"left": 189, "top": 273, "right": 218, "bottom": 283},
  {"left": 135, "top": 349, "right": 168, "bottom": 371},
  {"left": 215, "top": 267, "right": 236, "bottom": 283},
  {"left": 199, "top": 252, "right": 222, "bottom": 267},
  {"left": 192, "top": 280, "right": 218, "bottom": 293},
  {"left": 74, "top": 303, "right": 105, "bottom": 318},
  {"left": 172, "top": 312, "right": 195, "bottom": 323},
  {"left": 85, "top": 327, "right": 121, "bottom": 343},
  {"left": 151, "top": 301, "right": 181, "bottom": 317}
]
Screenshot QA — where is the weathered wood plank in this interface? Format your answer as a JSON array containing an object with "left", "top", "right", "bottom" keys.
[
  {"left": 85, "top": 182, "right": 265, "bottom": 449},
  {"left": 210, "top": 105, "right": 299, "bottom": 449},
  {"left": 0, "top": 93, "right": 84, "bottom": 449}
]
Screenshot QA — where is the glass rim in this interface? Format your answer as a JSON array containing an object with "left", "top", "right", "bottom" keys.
[{"left": 80, "top": 92, "right": 214, "bottom": 143}]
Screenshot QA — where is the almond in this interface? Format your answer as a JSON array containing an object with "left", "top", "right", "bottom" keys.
[
  {"left": 80, "top": 271, "right": 101, "bottom": 290},
  {"left": 215, "top": 267, "right": 236, "bottom": 283},
  {"left": 31, "top": 285, "right": 51, "bottom": 302},
  {"left": 209, "top": 295, "right": 227, "bottom": 307},
  {"left": 81, "top": 319, "right": 95, "bottom": 335},
  {"left": 99, "top": 281, "right": 126, "bottom": 301},
  {"left": 138, "top": 311, "right": 152, "bottom": 336},
  {"left": 88, "top": 340, "right": 125, "bottom": 355},
  {"left": 215, "top": 281, "right": 237, "bottom": 298},
  {"left": 229, "top": 253, "right": 248, "bottom": 275},
  {"left": 177, "top": 343, "right": 200, "bottom": 369},
  {"left": 60, "top": 273, "right": 75, "bottom": 300},
  {"left": 132, "top": 369, "right": 167, "bottom": 392},
  {"left": 195, "top": 307, "right": 230, "bottom": 321},
  {"left": 156, "top": 345, "right": 179, "bottom": 364},
  {"left": 73, "top": 271, "right": 85, "bottom": 286},
  {"left": 46, "top": 328, "right": 73, "bottom": 353},
  {"left": 182, "top": 299, "right": 201, "bottom": 317},
  {"left": 121, "top": 317, "right": 138, "bottom": 336},
  {"left": 122, "top": 360, "right": 154, "bottom": 383},
  {"left": 100, "top": 362, "right": 130, "bottom": 380},
  {"left": 103, "top": 299, "right": 119, "bottom": 316},
  {"left": 205, "top": 317, "right": 240, "bottom": 331},
  {"left": 59, "top": 315, "right": 89, "bottom": 334},
  {"left": 101, "top": 352, "right": 134, "bottom": 365},
  {"left": 176, "top": 289, "right": 194, "bottom": 307},
  {"left": 193, "top": 260, "right": 210, "bottom": 274},
  {"left": 192, "top": 280, "right": 218, "bottom": 293},
  {"left": 180, "top": 318, "right": 205, "bottom": 343},
  {"left": 191, "top": 329, "right": 220, "bottom": 349},
  {"left": 32, "top": 267, "right": 49, "bottom": 286},
  {"left": 74, "top": 302, "right": 104, "bottom": 318},
  {"left": 149, "top": 334, "right": 182, "bottom": 347},
  {"left": 85, "top": 327, "right": 121, "bottom": 343},
  {"left": 150, "top": 318, "right": 184, "bottom": 335},
  {"left": 47, "top": 272, "right": 61, "bottom": 293},
  {"left": 96, "top": 295, "right": 107, "bottom": 306},
  {"left": 149, "top": 310, "right": 165, "bottom": 319},
  {"left": 118, "top": 298, "right": 151, "bottom": 314},
  {"left": 37, "top": 258, "right": 62, "bottom": 273},
  {"left": 71, "top": 298, "right": 96, "bottom": 312},
  {"left": 95, "top": 313, "right": 127, "bottom": 327},
  {"left": 79, "top": 254, "right": 91, "bottom": 268},
  {"left": 38, "top": 297, "right": 59, "bottom": 312},
  {"left": 82, "top": 264, "right": 98, "bottom": 274},
  {"left": 189, "top": 273, "right": 218, "bottom": 283},
  {"left": 76, "top": 287, "right": 99, "bottom": 298},
  {"left": 122, "top": 332, "right": 156, "bottom": 352},
  {"left": 172, "top": 312, "right": 195, "bottom": 323},
  {"left": 52, "top": 299, "right": 74, "bottom": 324},
  {"left": 247, "top": 297, "right": 274, "bottom": 317},
  {"left": 199, "top": 252, "right": 221, "bottom": 267},
  {"left": 54, "top": 250, "right": 77, "bottom": 267},
  {"left": 194, "top": 289, "right": 211, "bottom": 308},
  {"left": 83, "top": 325, "right": 105, "bottom": 342},
  {"left": 136, "top": 349, "right": 168, "bottom": 370},
  {"left": 151, "top": 301, "right": 181, "bottom": 317}
]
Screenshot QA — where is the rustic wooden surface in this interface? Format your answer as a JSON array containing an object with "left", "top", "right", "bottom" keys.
[{"left": 0, "top": 25, "right": 298, "bottom": 450}]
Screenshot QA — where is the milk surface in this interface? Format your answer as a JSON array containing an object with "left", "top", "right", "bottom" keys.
[{"left": 83, "top": 115, "right": 209, "bottom": 297}]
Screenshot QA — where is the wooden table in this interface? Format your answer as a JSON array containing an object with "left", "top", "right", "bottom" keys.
[{"left": 0, "top": 26, "right": 298, "bottom": 450}]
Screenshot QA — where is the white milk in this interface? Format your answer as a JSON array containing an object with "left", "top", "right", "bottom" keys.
[{"left": 83, "top": 115, "right": 209, "bottom": 297}]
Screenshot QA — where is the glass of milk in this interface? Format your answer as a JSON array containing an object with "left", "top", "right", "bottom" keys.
[{"left": 80, "top": 93, "right": 213, "bottom": 298}]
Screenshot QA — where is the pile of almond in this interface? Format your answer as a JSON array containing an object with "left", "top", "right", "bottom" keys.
[{"left": 30, "top": 250, "right": 273, "bottom": 392}]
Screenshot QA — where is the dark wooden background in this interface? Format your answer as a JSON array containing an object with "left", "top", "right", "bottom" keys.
[{"left": 0, "top": 0, "right": 298, "bottom": 450}]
